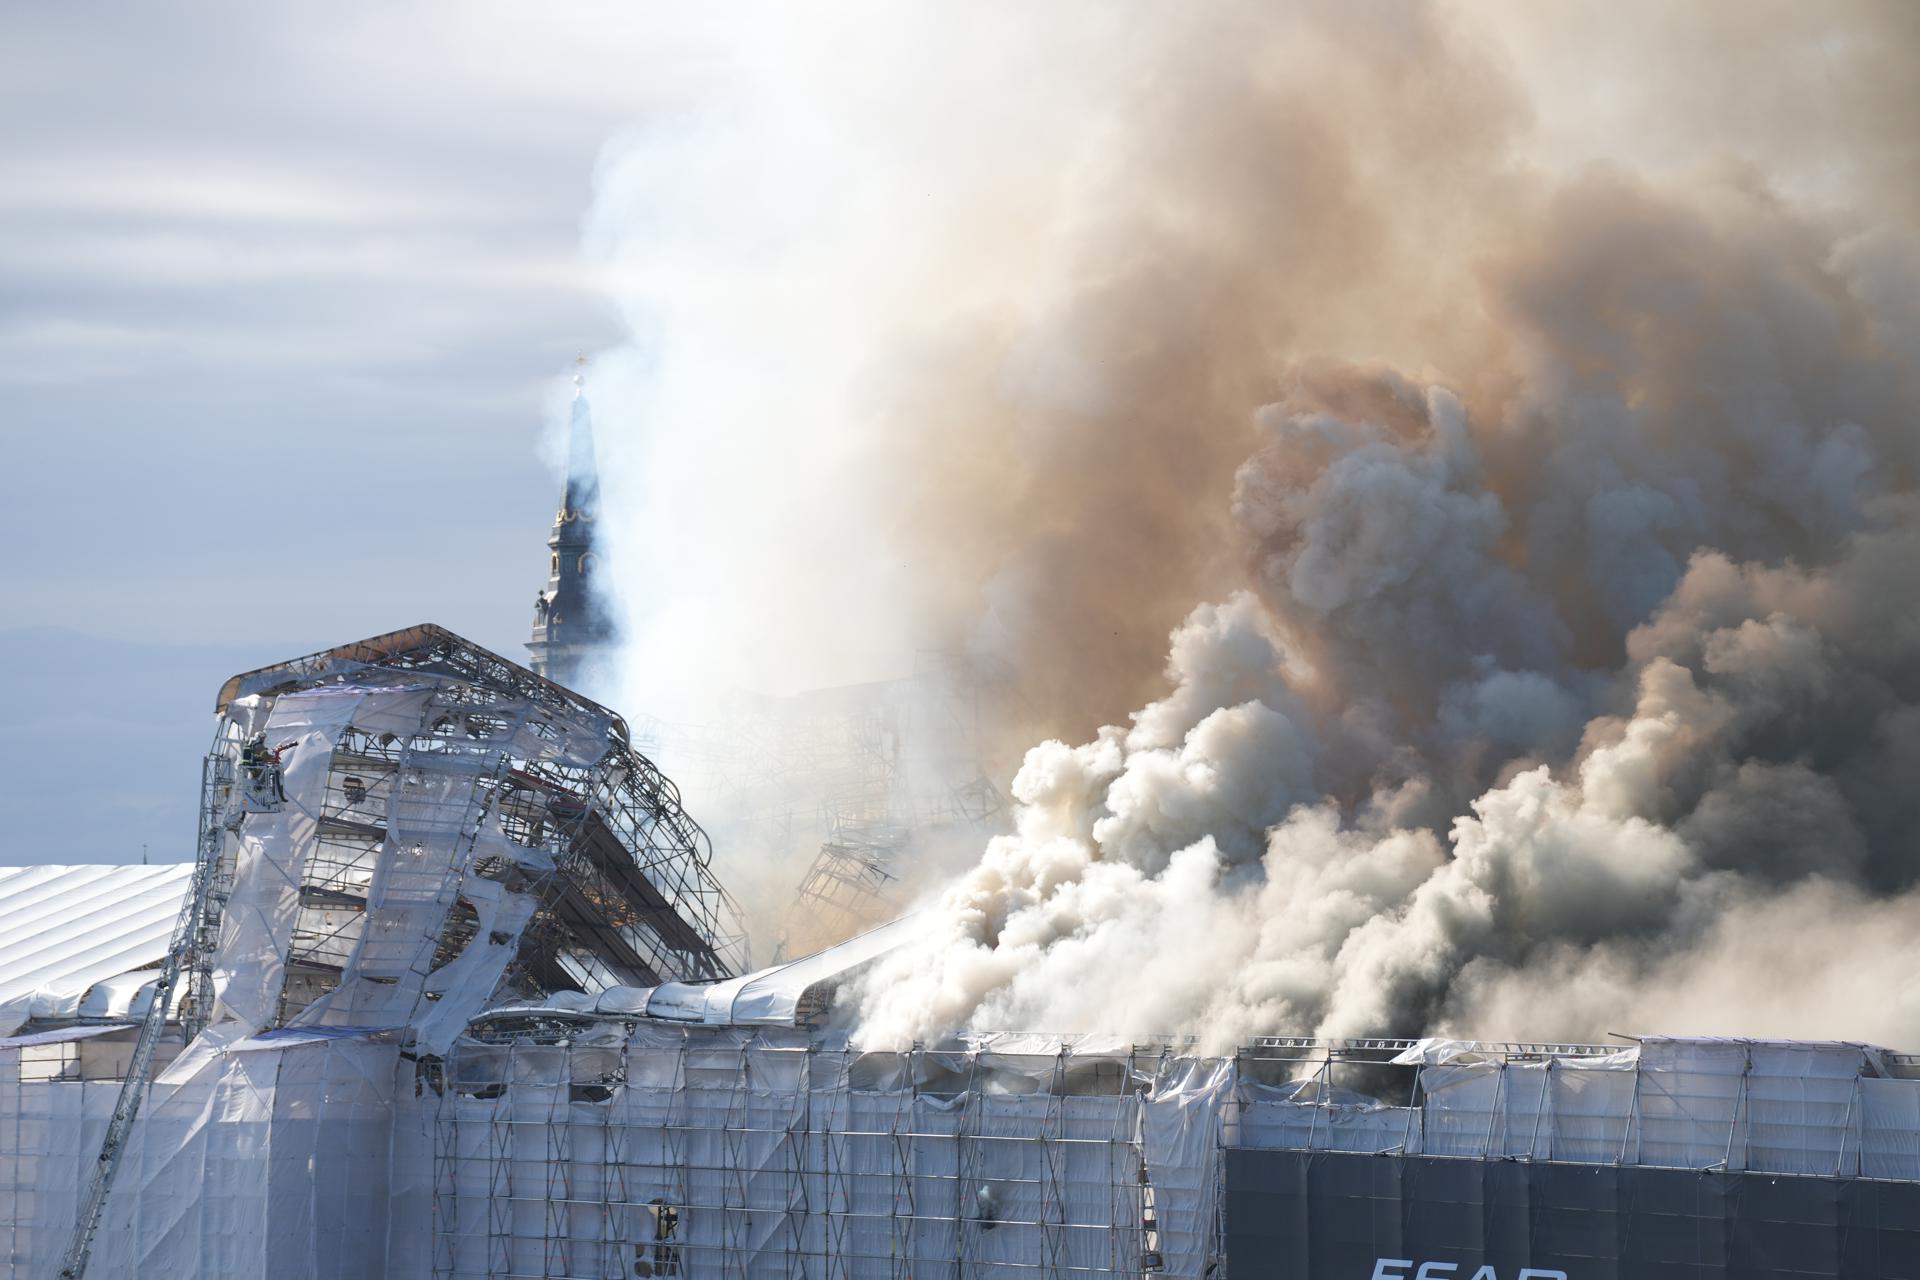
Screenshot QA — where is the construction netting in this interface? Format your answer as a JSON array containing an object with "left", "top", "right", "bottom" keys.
[
  {"left": 1, "top": 1026, "right": 398, "bottom": 1279},
  {"left": 1214, "top": 1035, "right": 1920, "bottom": 1182},
  {"left": 10, "top": 1029, "right": 1920, "bottom": 1277},
  {"left": 424, "top": 1029, "right": 1225, "bottom": 1279},
  {"left": 212, "top": 678, "right": 606, "bottom": 1051}
]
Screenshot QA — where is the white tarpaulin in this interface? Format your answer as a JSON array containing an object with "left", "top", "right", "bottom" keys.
[
  {"left": 209, "top": 675, "right": 593, "bottom": 1056},
  {"left": 213, "top": 690, "right": 367, "bottom": 1032},
  {"left": 425, "top": 1030, "right": 1216, "bottom": 1279},
  {"left": 699, "top": 915, "right": 920, "bottom": 1025},
  {"left": 580, "top": 915, "right": 922, "bottom": 1028},
  {"left": 0, "top": 864, "right": 192, "bottom": 1036},
  {"left": 10, "top": 1022, "right": 1920, "bottom": 1277},
  {"left": 1141, "top": 1058, "right": 1231, "bottom": 1278},
  {"left": 0, "top": 1029, "right": 400, "bottom": 1280}
]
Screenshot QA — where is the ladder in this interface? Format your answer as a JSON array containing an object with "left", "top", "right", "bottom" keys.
[{"left": 57, "top": 751, "right": 233, "bottom": 1279}]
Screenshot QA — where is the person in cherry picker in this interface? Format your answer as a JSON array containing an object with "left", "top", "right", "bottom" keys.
[{"left": 241, "top": 732, "right": 296, "bottom": 802}]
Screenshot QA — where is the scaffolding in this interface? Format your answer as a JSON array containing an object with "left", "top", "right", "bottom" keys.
[
  {"left": 426, "top": 1028, "right": 1207, "bottom": 1279},
  {"left": 15, "top": 1018, "right": 1920, "bottom": 1276},
  {"left": 33, "top": 624, "right": 752, "bottom": 1279},
  {"left": 55, "top": 752, "right": 234, "bottom": 1277},
  {"left": 778, "top": 657, "right": 1007, "bottom": 957},
  {"left": 414, "top": 1028, "right": 1920, "bottom": 1279},
  {"left": 789, "top": 820, "right": 907, "bottom": 950},
  {"left": 629, "top": 646, "right": 1011, "bottom": 965},
  {"left": 176, "top": 623, "right": 748, "bottom": 1046},
  {"left": 21, "top": 626, "right": 1920, "bottom": 1275}
]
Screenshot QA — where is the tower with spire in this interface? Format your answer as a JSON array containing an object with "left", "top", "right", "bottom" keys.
[{"left": 528, "top": 364, "right": 617, "bottom": 689}]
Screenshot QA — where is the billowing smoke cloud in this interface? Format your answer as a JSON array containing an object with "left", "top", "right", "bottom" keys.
[
  {"left": 580, "top": 1, "right": 1920, "bottom": 1043},
  {"left": 860, "top": 445, "right": 1920, "bottom": 1051}
]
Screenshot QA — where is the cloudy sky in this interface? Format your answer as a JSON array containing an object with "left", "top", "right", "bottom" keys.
[
  {"left": 9, "top": 1, "right": 1906, "bottom": 871},
  {"left": 0, "top": 5, "right": 699, "bottom": 862}
]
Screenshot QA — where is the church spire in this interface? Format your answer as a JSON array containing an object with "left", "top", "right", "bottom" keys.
[
  {"left": 560, "top": 361, "right": 601, "bottom": 523},
  {"left": 528, "top": 363, "right": 617, "bottom": 688}
]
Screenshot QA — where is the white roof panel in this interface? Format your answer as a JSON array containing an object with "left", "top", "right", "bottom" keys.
[
  {"left": 0, "top": 863, "right": 192, "bottom": 1035},
  {"left": 478, "top": 914, "right": 921, "bottom": 1030},
  {"left": 615, "top": 919, "right": 919, "bottom": 1027},
  {"left": 709, "top": 915, "right": 920, "bottom": 1026}
]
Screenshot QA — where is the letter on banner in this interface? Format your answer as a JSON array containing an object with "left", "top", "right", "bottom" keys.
[
  {"left": 1416, "top": 1266, "right": 1459, "bottom": 1279},
  {"left": 1517, "top": 1273, "right": 1569, "bottom": 1280},
  {"left": 1373, "top": 1263, "right": 1414, "bottom": 1280}
]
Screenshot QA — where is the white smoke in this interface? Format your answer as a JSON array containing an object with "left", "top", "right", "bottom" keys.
[
  {"left": 859, "top": 475, "right": 1920, "bottom": 1053},
  {"left": 572, "top": 1, "right": 1920, "bottom": 1042}
]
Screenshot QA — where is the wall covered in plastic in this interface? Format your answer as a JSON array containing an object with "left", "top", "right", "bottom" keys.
[{"left": 11, "top": 1027, "right": 1920, "bottom": 1278}]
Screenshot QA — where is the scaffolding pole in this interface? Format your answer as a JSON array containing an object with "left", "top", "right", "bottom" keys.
[{"left": 57, "top": 751, "right": 231, "bottom": 1280}]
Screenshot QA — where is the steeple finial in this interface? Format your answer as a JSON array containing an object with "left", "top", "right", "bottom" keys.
[{"left": 563, "top": 364, "right": 601, "bottom": 522}]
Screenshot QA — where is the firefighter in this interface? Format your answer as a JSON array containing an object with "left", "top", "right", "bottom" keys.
[
  {"left": 241, "top": 733, "right": 270, "bottom": 791},
  {"left": 241, "top": 733, "right": 295, "bottom": 802}
]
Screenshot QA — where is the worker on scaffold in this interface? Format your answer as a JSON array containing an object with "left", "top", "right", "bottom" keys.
[{"left": 241, "top": 732, "right": 296, "bottom": 803}]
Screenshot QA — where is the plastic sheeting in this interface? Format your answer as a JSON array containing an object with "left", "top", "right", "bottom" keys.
[
  {"left": 0, "top": 864, "right": 193, "bottom": 1036},
  {"left": 214, "top": 690, "right": 367, "bottom": 1031},
  {"left": 592, "top": 915, "right": 923, "bottom": 1028},
  {"left": 699, "top": 915, "right": 921, "bottom": 1026},
  {"left": 1242, "top": 1038, "right": 1920, "bottom": 1180},
  {"left": 0, "top": 1050, "right": 115, "bottom": 1274},
  {"left": 0, "top": 1030, "right": 400, "bottom": 1280},
  {"left": 208, "top": 675, "right": 589, "bottom": 1056},
  {"left": 9, "top": 1028, "right": 1920, "bottom": 1277},
  {"left": 1237, "top": 1081, "right": 1418, "bottom": 1157},
  {"left": 426, "top": 1029, "right": 1221, "bottom": 1278},
  {"left": 1141, "top": 1059, "right": 1230, "bottom": 1278},
  {"left": 0, "top": 1024, "right": 132, "bottom": 1051}
]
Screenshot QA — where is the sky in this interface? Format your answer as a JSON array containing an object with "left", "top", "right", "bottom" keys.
[
  {"left": 0, "top": 5, "right": 699, "bottom": 863},
  {"left": 5, "top": 1, "right": 1908, "bottom": 873}
]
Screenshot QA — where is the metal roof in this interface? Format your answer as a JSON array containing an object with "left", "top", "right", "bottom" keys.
[
  {"left": 210, "top": 621, "right": 628, "bottom": 741},
  {"left": 0, "top": 863, "right": 191, "bottom": 1035}
]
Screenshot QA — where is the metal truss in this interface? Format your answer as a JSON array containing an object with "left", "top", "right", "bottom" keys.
[{"left": 185, "top": 624, "right": 747, "bottom": 1031}]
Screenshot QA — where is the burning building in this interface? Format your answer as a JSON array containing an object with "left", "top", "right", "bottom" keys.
[
  {"left": 12, "top": 0, "right": 1920, "bottom": 1271},
  {"left": 0, "top": 624, "right": 745, "bottom": 1276},
  {"left": 2, "top": 624, "right": 1920, "bottom": 1278}
]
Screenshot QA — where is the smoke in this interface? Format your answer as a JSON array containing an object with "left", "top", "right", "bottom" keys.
[{"left": 577, "top": 1, "right": 1920, "bottom": 1043}]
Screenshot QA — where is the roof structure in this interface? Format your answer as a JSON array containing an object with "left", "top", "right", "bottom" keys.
[
  {"left": 21, "top": 623, "right": 753, "bottom": 1280},
  {"left": 213, "top": 620, "right": 624, "bottom": 732},
  {"left": 0, "top": 863, "right": 191, "bottom": 1035},
  {"left": 476, "top": 912, "right": 918, "bottom": 1031},
  {"left": 651, "top": 913, "right": 918, "bottom": 1025},
  {"left": 192, "top": 623, "right": 748, "bottom": 1039}
]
